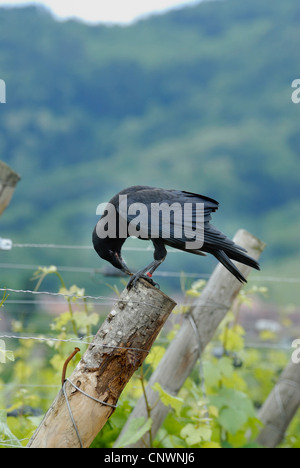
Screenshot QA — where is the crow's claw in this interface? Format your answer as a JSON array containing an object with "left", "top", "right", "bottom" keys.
[{"left": 127, "top": 273, "right": 160, "bottom": 290}]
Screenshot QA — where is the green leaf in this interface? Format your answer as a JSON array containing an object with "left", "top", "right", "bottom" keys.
[
  {"left": 52, "top": 311, "right": 72, "bottom": 330},
  {"left": 74, "top": 311, "right": 99, "bottom": 329},
  {"left": 203, "top": 360, "right": 222, "bottom": 387},
  {"left": 181, "top": 423, "right": 212, "bottom": 445},
  {"left": 145, "top": 345, "right": 166, "bottom": 368},
  {"left": 59, "top": 285, "right": 85, "bottom": 302},
  {"left": 218, "top": 407, "right": 248, "bottom": 434},
  {"left": 210, "top": 388, "right": 256, "bottom": 435},
  {"left": 163, "top": 411, "right": 185, "bottom": 436},
  {"left": 116, "top": 417, "right": 152, "bottom": 448},
  {"left": 0, "top": 410, "right": 21, "bottom": 447},
  {"left": 219, "top": 327, "right": 245, "bottom": 351},
  {"left": 210, "top": 388, "right": 254, "bottom": 413},
  {"left": 0, "top": 340, "right": 15, "bottom": 364},
  {"left": 219, "top": 356, "right": 234, "bottom": 378},
  {"left": 203, "top": 357, "right": 233, "bottom": 387},
  {"left": 152, "top": 382, "right": 184, "bottom": 416}
]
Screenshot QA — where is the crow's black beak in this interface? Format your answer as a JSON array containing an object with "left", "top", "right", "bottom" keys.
[{"left": 114, "top": 253, "right": 132, "bottom": 276}]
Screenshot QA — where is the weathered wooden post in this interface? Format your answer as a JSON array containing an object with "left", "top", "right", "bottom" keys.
[
  {"left": 27, "top": 280, "right": 176, "bottom": 448},
  {"left": 256, "top": 360, "right": 300, "bottom": 448},
  {"left": 0, "top": 161, "right": 21, "bottom": 216},
  {"left": 115, "top": 229, "right": 266, "bottom": 448}
]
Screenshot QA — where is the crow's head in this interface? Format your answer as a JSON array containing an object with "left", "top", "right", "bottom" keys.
[
  {"left": 92, "top": 227, "right": 131, "bottom": 275},
  {"left": 103, "top": 249, "right": 131, "bottom": 275}
]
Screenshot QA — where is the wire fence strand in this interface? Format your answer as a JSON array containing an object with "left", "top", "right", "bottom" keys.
[
  {"left": 0, "top": 285, "right": 245, "bottom": 312},
  {"left": 0, "top": 239, "right": 296, "bottom": 283},
  {"left": 1, "top": 261, "right": 300, "bottom": 283}
]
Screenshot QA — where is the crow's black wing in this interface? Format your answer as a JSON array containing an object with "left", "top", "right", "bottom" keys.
[
  {"left": 203, "top": 224, "right": 247, "bottom": 254},
  {"left": 116, "top": 187, "right": 219, "bottom": 249}
]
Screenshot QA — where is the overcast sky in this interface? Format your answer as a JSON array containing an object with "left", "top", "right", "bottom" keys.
[{"left": 0, "top": 0, "right": 202, "bottom": 24}]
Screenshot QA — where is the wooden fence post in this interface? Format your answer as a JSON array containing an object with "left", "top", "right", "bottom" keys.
[
  {"left": 27, "top": 280, "right": 176, "bottom": 448},
  {"left": 0, "top": 161, "right": 21, "bottom": 216},
  {"left": 115, "top": 229, "right": 266, "bottom": 448},
  {"left": 256, "top": 360, "right": 300, "bottom": 448}
]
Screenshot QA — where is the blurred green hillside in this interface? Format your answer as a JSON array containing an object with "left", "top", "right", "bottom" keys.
[{"left": 0, "top": 0, "right": 299, "bottom": 299}]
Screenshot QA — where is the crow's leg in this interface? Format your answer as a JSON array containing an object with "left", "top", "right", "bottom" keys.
[
  {"left": 126, "top": 258, "right": 165, "bottom": 290},
  {"left": 127, "top": 241, "right": 167, "bottom": 290}
]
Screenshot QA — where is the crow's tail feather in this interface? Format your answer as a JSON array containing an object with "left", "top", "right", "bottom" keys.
[
  {"left": 213, "top": 248, "right": 259, "bottom": 283},
  {"left": 224, "top": 247, "right": 260, "bottom": 271}
]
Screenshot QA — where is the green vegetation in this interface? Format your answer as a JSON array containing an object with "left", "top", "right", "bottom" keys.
[{"left": 0, "top": 271, "right": 299, "bottom": 448}]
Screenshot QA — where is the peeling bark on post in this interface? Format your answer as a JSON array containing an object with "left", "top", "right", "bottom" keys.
[
  {"left": 27, "top": 280, "right": 176, "bottom": 448},
  {"left": 0, "top": 161, "right": 21, "bottom": 216},
  {"left": 115, "top": 229, "right": 266, "bottom": 448}
]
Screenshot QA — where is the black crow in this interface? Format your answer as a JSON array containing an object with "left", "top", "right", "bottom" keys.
[{"left": 92, "top": 185, "right": 260, "bottom": 289}]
